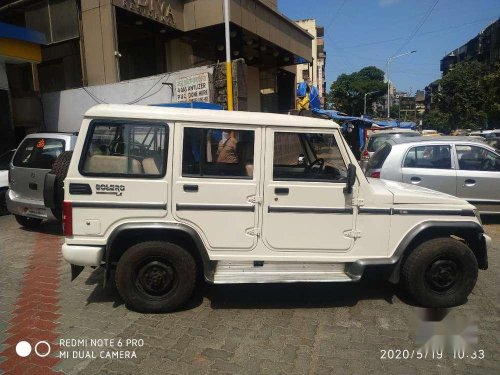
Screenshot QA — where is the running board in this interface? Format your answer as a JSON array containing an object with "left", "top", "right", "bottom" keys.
[{"left": 212, "top": 261, "right": 354, "bottom": 284}]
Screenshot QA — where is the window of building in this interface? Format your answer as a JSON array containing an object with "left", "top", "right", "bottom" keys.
[
  {"left": 273, "top": 132, "right": 346, "bottom": 182},
  {"left": 13, "top": 138, "right": 65, "bottom": 169},
  {"left": 25, "top": 0, "right": 79, "bottom": 44},
  {"left": 80, "top": 121, "right": 168, "bottom": 177},
  {"left": 403, "top": 145, "right": 451, "bottom": 169},
  {"left": 182, "top": 127, "right": 255, "bottom": 179},
  {"left": 456, "top": 145, "right": 500, "bottom": 171}
]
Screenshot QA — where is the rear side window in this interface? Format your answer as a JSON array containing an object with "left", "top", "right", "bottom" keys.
[
  {"left": 182, "top": 127, "right": 255, "bottom": 179},
  {"left": 80, "top": 121, "right": 168, "bottom": 177},
  {"left": 366, "top": 143, "right": 392, "bottom": 170},
  {"left": 13, "top": 138, "right": 65, "bottom": 169},
  {"left": 403, "top": 145, "right": 451, "bottom": 169}
]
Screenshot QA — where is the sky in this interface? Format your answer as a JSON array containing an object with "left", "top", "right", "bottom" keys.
[{"left": 280, "top": 0, "right": 500, "bottom": 94}]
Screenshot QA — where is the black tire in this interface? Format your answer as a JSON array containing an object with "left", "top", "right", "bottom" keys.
[
  {"left": 0, "top": 190, "right": 8, "bottom": 216},
  {"left": 401, "top": 237, "right": 478, "bottom": 307},
  {"left": 49, "top": 151, "right": 73, "bottom": 221},
  {"left": 115, "top": 241, "right": 196, "bottom": 313},
  {"left": 15, "top": 215, "right": 43, "bottom": 228}
]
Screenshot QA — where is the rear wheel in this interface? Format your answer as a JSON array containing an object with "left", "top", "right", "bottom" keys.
[
  {"left": 401, "top": 237, "right": 478, "bottom": 307},
  {"left": 15, "top": 215, "right": 42, "bottom": 228},
  {"left": 115, "top": 241, "right": 196, "bottom": 313}
]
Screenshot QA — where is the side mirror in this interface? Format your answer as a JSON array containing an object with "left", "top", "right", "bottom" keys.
[{"left": 344, "top": 163, "right": 356, "bottom": 194}]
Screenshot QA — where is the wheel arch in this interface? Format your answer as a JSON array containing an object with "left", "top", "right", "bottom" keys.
[
  {"left": 347, "top": 220, "right": 487, "bottom": 282},
  {"left": 104, "top": 222, "right": 212, "bottom": 285}
]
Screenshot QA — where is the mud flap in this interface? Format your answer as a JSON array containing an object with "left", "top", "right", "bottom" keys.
[{"left": 71, "top": 264, "right": 84, "bottom": 281}]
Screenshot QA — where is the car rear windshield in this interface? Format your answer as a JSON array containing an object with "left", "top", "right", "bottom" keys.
[
  {"left": 367, "top": 132, "right": 419, "bottom": 152},
  {"left": 13, "top": 138, "right": 65, "bottom": 169},
  {"left": 366, "top": 143, "right": 392, "bottom": 170}
]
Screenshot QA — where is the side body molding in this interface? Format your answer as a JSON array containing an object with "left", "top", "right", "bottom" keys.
[
  {"left": 104, "top": 222, "right": 212, "bottom": 285},
  {"left": 345, "top": 221, "right": 486, "bottom": 282}
]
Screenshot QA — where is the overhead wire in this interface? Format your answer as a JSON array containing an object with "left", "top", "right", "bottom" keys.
[{"left": 393, "top": 0, "right": 440, "bottom": 56}]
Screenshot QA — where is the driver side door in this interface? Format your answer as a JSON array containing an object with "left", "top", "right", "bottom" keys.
[{"left": 261, "top": 128, "right": 355, "bottom": 252}]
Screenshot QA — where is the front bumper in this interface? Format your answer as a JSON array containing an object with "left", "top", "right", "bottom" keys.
[
  {"left": 62, "top": 243, "right": 105, "bottom": 267},
  {"left": 6, "top": 189, "right": 53, "bottom": 220},
  {"left": 478, "top": 233, "right": 490, "bottom": 270}
]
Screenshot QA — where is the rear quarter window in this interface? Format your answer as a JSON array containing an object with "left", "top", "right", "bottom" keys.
[
  {"left": 13, "top": 138, "right": 65, "bottom": 169},
  {"left": 366, "top": 143, "right": 392, "bottom": 170},
  {"left": 80, "top": 120, "right": 168, "bottom": 178}
]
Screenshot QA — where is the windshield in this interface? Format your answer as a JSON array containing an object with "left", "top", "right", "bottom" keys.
[
  {"left": 367, "top": 132, "right": 419, "bottom": 152},
  {"left": 0, "top": 150, "right": 15, "bottom": 170},
  {"left": 13, "top": 138, "right": 65, "bottom": 169}
]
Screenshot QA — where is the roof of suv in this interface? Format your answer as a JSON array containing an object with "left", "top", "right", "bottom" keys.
[
  {"left": 387, "top": 136, "right": 487, "bottom": 145},
  {"left": 84, "top": 104, "right": 340, "bottom": 129}
]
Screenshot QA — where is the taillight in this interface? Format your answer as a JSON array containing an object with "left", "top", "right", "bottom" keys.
[
  {"left": 63, "top": 201, "right": 73, "bottom": 237},
  {"left": 361, "top": 150, "right": 370, "bottom": 161},
  {"left": 370, "top": 171, "right": 381, "bottom": 178}
]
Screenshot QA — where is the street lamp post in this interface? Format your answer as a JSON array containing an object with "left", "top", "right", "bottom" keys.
[
  {"left": 364, "top": 91, "right": 378, "bottom": 116},
  {"left": 386, "top": 50, "right": 416, "bottom": 118}
]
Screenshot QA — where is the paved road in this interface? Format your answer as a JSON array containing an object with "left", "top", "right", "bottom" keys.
[{"left": 0, "top": 214, "right": 498, "bottom": 375}]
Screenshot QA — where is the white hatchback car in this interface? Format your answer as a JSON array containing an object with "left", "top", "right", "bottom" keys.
[{"left": 61, "top": 105, "right": 489, "bottom": 312}]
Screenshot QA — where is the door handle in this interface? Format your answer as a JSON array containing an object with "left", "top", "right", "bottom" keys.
[
  {"left": 275, "top": 187, "right": 289, "bottom": 195},
  {"left": 410, "top": 177, "right": 421, "bottom": 184},
  {"left": 29, "top": 183, "right": 38, "bottom": 190},
  {"left": 464, "top": 179, "right": 476, "bottom": 187},
  {"left": 183, "top": 184, "right": 199, "bottom": 192}
]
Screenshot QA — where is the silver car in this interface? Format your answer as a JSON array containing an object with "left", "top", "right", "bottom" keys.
[
  {"left": 360, "top": 129, "right": 420, "bottom": 170},
  {"left": 365, "top": 137, "right": 500, "bottom": 214},
  {"left": 6, "top": 133, "right": 77, "bottom": 227}
]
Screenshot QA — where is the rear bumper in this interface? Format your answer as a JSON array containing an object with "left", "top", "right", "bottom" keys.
[
  {"left": 6, "top": 189, "right": 54, "bottom": 220},
  {"left": 62, "top": 243, "right": 105, "bottom": 267}
]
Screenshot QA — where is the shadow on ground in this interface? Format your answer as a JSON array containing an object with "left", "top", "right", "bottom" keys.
[{"left": 84, "top": 266, "right": 402, "bottom": 312}]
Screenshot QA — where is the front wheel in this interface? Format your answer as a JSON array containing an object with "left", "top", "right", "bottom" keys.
[
  {"left": 401, "top": 237, "right": 478, "bottom": 307},
  {"left": 115, "top": 241, "right": 196, "bottom": 313},
  {"left": 15, "top": 215, "right": 43, "bottom": 228}
]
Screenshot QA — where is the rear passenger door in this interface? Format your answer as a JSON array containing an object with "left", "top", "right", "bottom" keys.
[
  {"left": 401, "top": 144, "right": 457, "bottom": 195},
  {"left": 70, "top": 120, "right": 170, "bottom": 237},
  {"left": 172, "top": 124, "right": 261, "bottom": 251}
]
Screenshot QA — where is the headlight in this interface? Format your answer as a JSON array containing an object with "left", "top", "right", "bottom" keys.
[{"left": 473, "top": 209, "right": 482, "bottom": 225}]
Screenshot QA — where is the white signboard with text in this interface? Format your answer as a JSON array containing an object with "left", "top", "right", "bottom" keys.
[{"left": 175, "top": 73, "right": 212, "bottom": 103}]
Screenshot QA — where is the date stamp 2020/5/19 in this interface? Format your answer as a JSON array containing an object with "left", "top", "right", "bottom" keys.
[{"left": 380, "top": 349, "right": 485, "bottom": 360}]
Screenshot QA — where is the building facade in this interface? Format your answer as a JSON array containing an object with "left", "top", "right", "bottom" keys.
[
  {"left": 295, "top": 19, "right": 326, "bottom": 108},
  {"left": 440, "top": 17, "right": 500, "bottom": 74},
  {"left": 0, "top": 0, "right": 313, "bottom": 140}
]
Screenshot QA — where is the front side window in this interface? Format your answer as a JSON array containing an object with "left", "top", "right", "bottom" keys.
[
  {"left": 182, "top": 127, "right": 255, "bottom": 178},
  {"left": 456, "top": 145, "right": 500, "bottom": 172},
  {"left": 403, "top": 145, "right": 451, "bottom": 169},
  {"left": 273, "top": 132, "right": 346, "bottom": 182},
  {"left": 81, "top": 121, "right": 168, "bottom": 177},
  {"left": 13, "top": 138, "right": 65, "bottom": 169}
]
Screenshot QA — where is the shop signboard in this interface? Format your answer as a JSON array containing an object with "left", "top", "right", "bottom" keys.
[
  {"left": 175, "top": 73, "right": 212, "bottom": 103},
  {"left": 115, "top": 0, "right": 177, "bottom": 28}
]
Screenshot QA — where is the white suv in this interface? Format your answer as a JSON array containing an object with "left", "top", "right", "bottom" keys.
[{"left": 62, "top": 104, "right": 490, "bottom": 313}]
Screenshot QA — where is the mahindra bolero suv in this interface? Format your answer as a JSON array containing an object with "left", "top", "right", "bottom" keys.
[{"left": 61, "top": 104, "right": 490, "bottom": 313}]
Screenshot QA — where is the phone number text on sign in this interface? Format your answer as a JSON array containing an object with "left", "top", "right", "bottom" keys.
[{"left": 175, "top": 73, "right": 212, "bottom": 103}]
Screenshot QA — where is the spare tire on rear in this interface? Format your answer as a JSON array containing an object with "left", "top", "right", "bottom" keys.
[{"left": 49, "top": 151, "right": 73, "bottom": 221}]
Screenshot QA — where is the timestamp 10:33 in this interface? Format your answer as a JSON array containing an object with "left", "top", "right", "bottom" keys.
[{"left": 380, "top": 349, "right": 485, "bottom": 360}]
